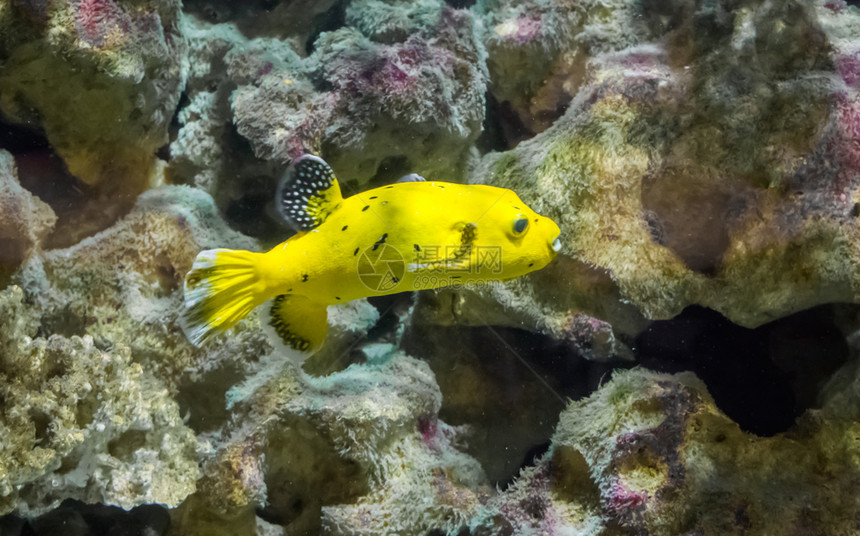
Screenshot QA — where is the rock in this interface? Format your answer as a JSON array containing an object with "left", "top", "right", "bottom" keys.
[
  {"left": 459, "top": 0, "right": 860, "bottom": 338},
  {"left": 0, "top": 286, "right": 199, "bottom": 516},
  {"left": 0, "top": 0, "right": 186, "bottom": 245},
  {"left": 477, "top": 0, "right": 646, "bottom": 142},
  {"left": 471, "top": 367, "right": 860, "bottom": 535},
  {"left": 173, "top": 347, "right": 489, "bottom": 536},
  {"left": 169, "top": 0, "right": 488, "bottom": 242},
  {"left": 0, "top": 150, "right": 55, "bottom": 286}
]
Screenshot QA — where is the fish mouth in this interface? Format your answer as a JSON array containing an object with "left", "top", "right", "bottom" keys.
[{"left": 552, "top": 235, "right": 562, "bottom": 252}]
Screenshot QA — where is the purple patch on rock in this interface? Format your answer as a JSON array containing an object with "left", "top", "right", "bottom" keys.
[
  {"left": 74, "top": 0, "right": 133, "bottom": 48},
  {"left": 607, "top": 482, "right": 647, "bottom": 512},
  {"left": 824, "top": 0, "right": 846, "bottom": 13},
  {"left": 498, "top": 16, "right": 542, "bottom": 45},
  {"left": 836, "top": 52, "right": 860, "bottom": 88},
  {"left": 418, "top": 416, "right": 439, "bottom": 450}
]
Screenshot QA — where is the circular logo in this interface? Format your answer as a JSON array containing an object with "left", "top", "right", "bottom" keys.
[{"left": 357, "top": 244, "right": 405, "bottom": 291}]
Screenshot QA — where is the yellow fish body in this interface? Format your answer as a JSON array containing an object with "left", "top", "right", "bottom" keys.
[{"left": 182, "top": 155, "right": 561, "bottom": 353}]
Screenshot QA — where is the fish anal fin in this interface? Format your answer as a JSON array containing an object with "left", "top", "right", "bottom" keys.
[
  {"left": 277, "top": 155, "right": 343, "bottom": 231},
  {"left": 262, "top": 294, "right": 328, "bottom": 354}
]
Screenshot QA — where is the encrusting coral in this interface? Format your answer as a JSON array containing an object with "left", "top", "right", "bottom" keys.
[
  {"left": 169, "top": 0, "right": 487, "bottom": 233},
  {"left": 0, "top": 150, "right": 55, "bottom": 286},
  {"left": 0, "top": 285, "right": 199, "bottom": 516},
  {"left": 173, "top": 346, "right": 488, "bottom": 536},
  {"left": 470, "top": 366, "right": 860, "bottom": 535},
  {"left": 439, "top": 0, "right": 860, "bottom": 345},
  {"left": 0, "top": 0, "right": 186, "bottom": 245},
  {"left": 5, "top": 0, "right": 860, "bottom": 534}
]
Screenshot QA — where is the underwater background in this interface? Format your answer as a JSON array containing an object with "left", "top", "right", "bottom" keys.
[{"left": 2, "top": 0, "right": 860, "bottom": 534}]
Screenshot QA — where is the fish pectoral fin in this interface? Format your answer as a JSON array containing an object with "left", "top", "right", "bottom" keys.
[
  {"left": 276, "top": 155, "right": 344, "bottom": 231},
  {"left": 262, "top": 294, "right": 328, "bottom": 354}
]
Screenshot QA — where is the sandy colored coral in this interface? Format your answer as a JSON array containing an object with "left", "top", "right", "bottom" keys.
[
  {"left": 0, "top": 0, "right": 186, "bottom": 245},
  {"left": 471, "top": 367, "right": 860, "bottom": 535},
  {"left": 440, "top": 0, "right": 860, "bottom": 341},
  {"left": 174, "top": 346, "right": 488, "bottom": 536},
  {"left": 0, "top": 150, "right": 55, "bottom": 285},
  {"left": 0, "top": 285, "right": 199, "bottom": 516}
]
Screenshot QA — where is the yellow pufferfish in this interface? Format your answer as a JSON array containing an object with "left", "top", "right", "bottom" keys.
[{"left": 182, "top": 155, "right": 562, "bottom": 355}]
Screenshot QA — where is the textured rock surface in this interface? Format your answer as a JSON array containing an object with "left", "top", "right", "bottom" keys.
[
  {"left": 173, "top": 346, "right": 488, "bottom": 536},
  {"left": 0, "top": 150, "right": 55, "bottom": 285},
  {"left": 0, "top": 0, "right": 186, "bottom": 245},
  {"left": 455, "top": 0, "right": 860, "bottom": 339},
  {"left": 477, "top": 0, "right": 646, "bottom": 139},
  {"left": 470, "top": 367, "right": 860, "bottom": 535},
  {"left": 0, "top": 286, "right": 198, "bottom": 516},
  {"left": 13, "top": 186, "right": 265, "bottom": 395},
  {"left": 169, "top": 0, "right": 487, "bottom": 243}
]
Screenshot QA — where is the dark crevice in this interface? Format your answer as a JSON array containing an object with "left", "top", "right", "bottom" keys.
[
  {"left": 305, "top": 0, "right": 347, "bottom": 56},
  {"left": 635, "top": 304, "right": 851, "bottom": 436},
  {"left": 445, "top": 0, "right": 477, "bottom": 8},
  {"left": 402, "top": 321, "right": 618, "bottom": 487},
  {"left": 0, "top": 115, "right": 92, "bottom": 242},
  {"left": 1, "top": 499, "right": 170, "bottom": 536},
  {"left": 215, "top": 123, "right": 285, "bottom": 243},
  {"left": 476, "top": 92, "right": 535, "bottom": 154},
  {"left": 157, "top": 91, "right": 188, "bottom": 162}
]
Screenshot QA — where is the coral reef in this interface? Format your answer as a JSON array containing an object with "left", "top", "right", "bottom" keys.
[
  {"left": 476, "top": 0, "right": 645, "bottom": 139},
  {"left": 173, "top": 346, "right": 488, "bottom": 536},
  {"left": 13, "top": 186, "right": 265, "bottom": 396},
  {"left": 470, "top": 367, "right": 860, "bottom": 535},
  {"left": 169, "top": 0, "right": 487, "bottom": 242},
  {"left": 4, "top": 0, "right": 860, "bottom": 534},
  {"left": 0, "top": 150, "right": 55, "bottom": 286},
  {"left": 455, "top": 0, "right": 860, "bottom": 341},
  {"left": 0, "top": 0, "right": 186, "bottom": 245},
  {"left": 0, "top": 285, "right": 198, "bottom": 516}
]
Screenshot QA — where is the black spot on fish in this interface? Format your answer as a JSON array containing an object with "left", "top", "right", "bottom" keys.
[
  {"left": 301, "top": 274, "right": 309, "bottom": 282},
  {"left": 335, "top": 296, "right": 341, "bottom": 300},
  {"left": 414, "top": 244, "right": 421, "bottom": 251},
  {"left": 354, "top": 247, "right": 360, "bottom": 256},
  {"left": 528, "top": 262, "right": 534, "bottom": 267},
  {"left": 362, "top": 205, "right": 370, "bottom": 212},
  {"left": 371, "top": 233, "right": 388, "bottom": 251},
  {"left": 342, "top": 225, "right": 348, "bottom": 231},
  {"left": 514, "top": 206, "right": 520, "bottom": 210},
  {"left": 369, "top": 196, "right": 378, "bottom": 200},
  {"left": 385, "top": 185, "right": 395, "bottom": 189},
  {"left": 392, "top": 276, "right": 399, "bottom": 283}
]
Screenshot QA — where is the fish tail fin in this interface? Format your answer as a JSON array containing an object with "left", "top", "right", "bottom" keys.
[{"left": 182, "top": 248, "right": 267, "bottom": 346}]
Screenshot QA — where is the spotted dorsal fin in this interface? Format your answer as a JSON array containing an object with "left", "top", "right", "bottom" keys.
[{"left": 277, "top": 155, "right": 343, "bottom": 230}]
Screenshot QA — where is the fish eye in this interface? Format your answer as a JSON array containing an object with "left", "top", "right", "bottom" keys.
[{"left": 512, "top": 216, "right": 529, "bottom": 235}]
